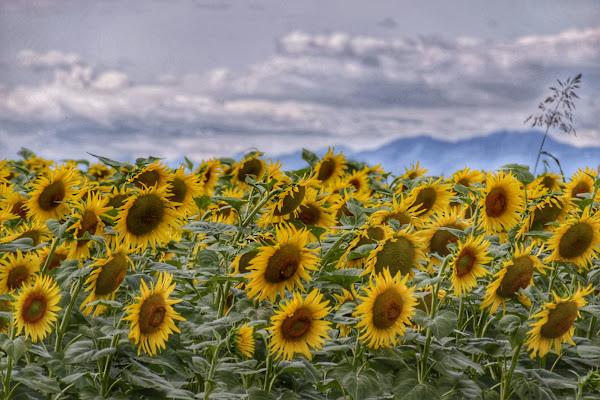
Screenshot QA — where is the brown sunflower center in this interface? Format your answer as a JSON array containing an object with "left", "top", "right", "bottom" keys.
[
  {"left": 455, "top": 248, "right": 476, "bottom": 277},
  {"left": 22, "top": 294, "right": 46, "bottom": 323},
  {"left": 202, "top": 168, "right": 213, "bottom": 184},
  {"left": 295, "top": 204, "right": 321, "bottom": 225},
  {"left": 7, "top": 265, "right": 30, "bottom": 291},
  {"left": 373, "top": 237, "right": 415, "bottom": 277},
  {"left": 132, "top": 170, "right": 160, "bottom": 189},
  {"left": 139, "top": 293, "right": 167, "bottom": 334},
  {"left": 45, "top": 252, "right": 67, "bottom": 271},
  {"left": 273, "top": 186, "right": 306, "bottom": 216},
  {"left": 18, "top": 230, "right": 41, "bottom": 246},
  {"left": 264, "top": 244, "right": 302, "bottom": 283},
  {"left": 571, "top": 181, "right": 590, "bottom": 199},
  {"left": 168, "top": 178, "right": 188, "bottom": 204},
  {"left": 382, "top": 211, "right": 411, "bottom": 227},
  {"left": 0, "top": 299, "right": 10, "bottom": 332},
  {"left": 485, "top": 187, "right": 507, "bottom": 218},
  {"left": 108, "top": 194, "right": 128, "bottom": 209},
  {"left": 95, "top": 253, "right": 129, "bottom": 296},
  {"left": 76, "top": 210, "right": 99, "bottom": 248},
  {"left": 125, "top": 194, "right": 165, "bottom": 236},
  {"left": 457, "top": 178, "right": 472, "bottom": 188},
  {"left": 237, "top": 250, "right": 259, "bottom": 274},
  {"left": 531, "top": 200, "right": 563, "bottom": 229},
  {"left": 429, "top": 224, "right": 462, "bottom": 256},
  {"left": 372, "top": 288, "right": 404, "bottom": 329},
  {"left": 237, "top": 159, "right": 263, "bottom": 182},
  {"left": 541, "top": 176, "right": 556, "bottom": 191},
  {"left": 281, "top": 307, "right": 312, "bottom": 341},
  {"left": 413, "top": 187, "right": 437, "bottom": 214},
  {"left": 540, "top": 301, "right": 578, "bottom": 339},
  {"left": 11, "top": 200, "right": 29, "bottom": 220},
  {"left": 38, "top": 180, "right": 66, "bottom": 211},
  {"left": 496, "top": 256, "right": 534, "bottom": 298},
  {"left": 349, "top": 178, "right": 363, "bottom": 191},
  {"left": 317, "top": 159, "right": 336, "bottom": 182},
  {"left": 558, "top": 222, "right": 594, "bottom": 260}
]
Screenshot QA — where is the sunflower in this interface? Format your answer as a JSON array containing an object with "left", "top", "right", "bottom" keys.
[
  {"left": 233, "top": 323, "right": 255, "bottom": 357},
  {"left": 405, "top": 177, "right": 454, "bottom": 218},
  {"left": 167, "top": 165, "right": 203, "bottom": 218},
  {"left": 478, "top": 171, "right": 525, "bottom": 234},
  {"left": 0, "top": 159, "right": 11, "bottom": 184},
  {"left": 87, "top": 163, "right": 114, "bottom": 181},
  {"left": 517, "top": 186, "right": 570, "bottom": 241},
  {"left": 0, "top": 220, "right": 51, "bottom": 248},
  {"left": 0, "top": 299, "right": 11, "bottom": 333},
  {"left": 355, "top": 268, "right": 417, "bottom": 349},
  {"left": 2, "top": 185, "right": 29, "bottom": 220},
  {"left": 114, "top": 185, "right": 181, "bottom": 250},
  {"left": 124, "top": 271, "right": 185, "bottom": 356},
  {"left": 26, "top": 165, "right": 80, "bottom": 222},
  {"left": 67, "top": 192, "right": 112, "bottom": 260},
  {"left": 480, "top": 243, "right": 545, "bottom": 315},
  {"left": 450, "top": 236, "right": 492, "bottom": 297},
  {"left": 450, "top": 167, "right": 484, "bottom": 189},
  {"left": 525, "top": 285, "right": 594, "bottom": 358},
  {"left": 420, "top": 208, "right": 466, "bottom": 267},
  {"left": 368, "top": 195, "right": 423, "bottom": 229},
  {"left": 288, "top": 190, "right": 336, "bottom": 241},
  {"left": 197, "top": 158, "right": 223, "bottom": 196},
  {"left": 231, "top": 153, "right": 267, "bottom": 188},
  {"left": 363, "top": 226, "right": 427, "bottom": 278},
  {"left": 128, "top": 160, "right": 172, "bottom": 190},
  {"left": 80, "top": 243, "right": 134, "bottom": 317},
  {"left": 245, "top": 225, "right": 319, "bottom": 302},
  {"left": 13, "top": 274, "right": 62, "bottom": 343},
  {"left": 0, "top": 250, "right": 40, "bottom": 294},
  {"left": 267, "top": 289, "right": 331, "bottom": 361},
  {"left": 545, "top": 208, "right": 600, "bottom": 270},
  {"left": 262, "top": 175, "right": 320, "bottom": 224},
  {"left": 330, "top": 188, "right": 372, "bottom": 226},
  {"left": 38, "top": 244, "right": 70, "bottom": 271},
  {"left": 396, "top": 162, "right": 428, "bottom": 193},
  {"left": 230, "top": 247, "right": 261, "bottom": 275},
  {"left": 339, "top": 224, "right": 386, "bottom": 270},
  {"left": 333, "top": 287, "right": 357, "bottom": 337},
  {"left": 564, "top": 168, "right": 597, "bottom": 200},
  {"left": 314, "top": 147, "right": 347, "bottom": 186},
  {"left": 529, "top": 172, "right": 563, "bottom": 193}
]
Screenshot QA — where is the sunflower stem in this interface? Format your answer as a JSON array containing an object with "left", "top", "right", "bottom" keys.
[
  {"left": 204, "top": 340, "right": 225, "bottom": 400},
  {"left": 2, "top": 325, "right": 17, "bottom": 399},
  {"left": 54, "top": 275, "right": 85, "bottom": 354},
  {"left": 547, "top": 262, "right": 558, "bottom": 293},
  {"left": 41, "top": 236, "right": 62, "bottom": 275},
  {"left": 217, "top": 281, "right": 231, "bottom": 318},
  {"left": 586, "top": 316, "right": 597, "bottom": 340},
  {"left": 100, "top": 315, "right": 125, "bottom": 398},
  {"left": 501, "top": 341, "right": 523, "bottom": 400}
]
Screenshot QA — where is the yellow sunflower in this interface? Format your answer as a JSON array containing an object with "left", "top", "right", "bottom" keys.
[
  {"left": 0, "top": 299, "right": 11, "bottom": 333},
  {"left": 0, "top": 250, "right": 40, "bottom": 293},
  {"left": 115, "top": 185, "right": 181, "bottom": 250},
  {"left": 128, "top": 160, "right": 172, "bottom": 190},
  {"left": 261, "top": 175, "right": 320, "bottom": 224},
  {"left": 480, "top": 243, "right": 545, "bottom": 315},
  {"left": 564, "top": 168, "right": 597, "bottom": 200},
  {"left": 231, "top": 153, "right": 267, "bottom": 188},
  {"left": 267, "top": 289, "right": 332, "bottom": 361},
  {"left": 0, "top": 220, "right": 51, "bottom": 248},
  {"left": 2, "top": 186, "right": 30, "bottom": 220},
  {"left": 124, "top": 271, "right": 185, "bottom": 356},
  {"left": 363, "top": 226, "right": 427, "bottom": 278},
  {"left": 368, "top": 195, "right": 423, "bottom": 229},
  {"left": 525, "top": 285, "right": 593, "bottom": 358},
  {"left": 545, "top": 208, "right": 600, "bottom": 270},
  {"left": 67, "top": 192, "right": 112, "bottom": 260},
  {"left": 450, "top": 236, "right": 492, "bottom": 297},
  {"left": 330, "top": 189, "right": 371, "bottom": 226},
  {"left": 420, "top": 208, "right": 466, "bottom": 267},
  {"left": 288, "top": 190, "right": 336, "bottom": 242},
  {"left": 529, "top": 172, "right": 563, "bottom": 193},
  {"left": 38, "top": 244, "right": 70, "bottom": 271},
  {"left": 517, "top": 186, "right": 571, "bottom": 241},
  {"left": 13, "top": 274, "right": 62, "bottom": 343},
  {"left": 333, "top": 287, "right": 357, "bottom": 337},
  {"left": 478, "top": 171, "right": 525, "bottom": 234},
  {"left": 450, "top": 167, "right": 484, "bottom": 189},
  {"left": 339, "top": 224, "right": 386, "bottom": 270},
  {"left": 80, "top": 243, "right": 134, "bottom": 317},
  {"left": 87, "top": 162, "right": 114, "bottom": 181},
  {"left": 197, "top": 158, "right": 223, "bottom": 196},
  {"left": 355, "top": 268, "right": 417, "bottom": 349},
  {"left": 245, "top": 226, "right": 319, "bottom": 302},
  {"left": 26, "top": 165, "right": 80, "bottom": 222},
  {"left": 167, "top": 165, "right": 203, "bottom": 218},
  {"left": 314, "top": 147, "right": 347, "bottom": 186},
  {"left": 405, "top": 177, "right": 454, "bottom": 218},
  {"left": 233, "top": 323, "right": 255, "bottom": 357}
]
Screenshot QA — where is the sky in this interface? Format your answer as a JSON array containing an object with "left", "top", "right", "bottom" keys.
[{"left": 0, "top": 0, "right": 599, "bottom": 167}]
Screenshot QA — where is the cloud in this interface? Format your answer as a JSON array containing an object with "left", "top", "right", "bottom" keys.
[{"left": 1, "top": 28, "right": 599, "bottom": 164}]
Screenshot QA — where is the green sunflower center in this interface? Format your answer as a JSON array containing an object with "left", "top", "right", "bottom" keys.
[
  {"left": 372, "top": 288, "right": 404, "bottom": 329},
  {"left": 264, "top": 244, "right": 302, "bottom": 283},
  {"left": 413, "top": 187, "right": 437, "bottom": 214},
  {"left": 168, "top": 178, "right": 188, "bottom": 204},
  {"left": 132, "top": 170, "right": 160, "bottom": 189},
  {"left": 531, "top": 200, "right": 563, "bottom": 230},
  {"left": 237, "top": 159, "right": 263, "bottom": 182},
  {"left": 7, "top": 265, "right": 30, "bottom": 291},
  {"left": 373, "top": 237, "right": 415, "bottom": 277},
  {"left": 558, "top": 222, "right": 593, "bottom": 260},
  {"left": 237, "top": 250, "right": 259, "bottom": 274},
  {"left": 139, "top": 293, "right": 167, "bottom": 334},
  {"left": 125, "top": 194, "right": 165, "bottom": 236},
  {"left": 22, "top": 294, "right": 46, "bottom": 323},
  {"left": 540, "top": 301, "right": 578, "bottom": 339},
  {"left": 38, "top": 180, "right": 66, "bottom": 211},
  {"left": 485, "top": 187, "right": 507, "bottom": 218},
  {"left": 571, "top": 181, "right": 590, "bottom": 199},
  {"left": 496, "top": 256, "right": 534, "bottom": 298},
  {"left": 295, "top": 203, "right": 321, "bottom": 226},
  {"left": 281, "top": 307, "right": 312, "bottom": 341},
  {"left": 95, "top": 253, "right": 129, "bottom": 296},
  {"left": 273, "top": 186, "right": 306, "bottom": 216},
  {"left": 429, "top": 224, "right": 461, "bottom": 256},
  {"left": 455, "top": 248, "right": 476, "bottom": 277},
  {"left": 317, "top": 159, "right": 336, "bottom": 182}
]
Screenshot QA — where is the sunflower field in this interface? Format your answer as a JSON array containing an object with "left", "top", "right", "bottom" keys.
[{"left": 1, "top": 147, "right": 600, "bottom": 400}]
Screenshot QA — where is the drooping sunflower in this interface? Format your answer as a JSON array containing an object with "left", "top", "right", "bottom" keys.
[
  {"left": 67, "top": 192, "right": 112, "bottom": 260},
  {"left": 529, "top": 172, "right": 563, "bottom": 193},
  {"left": 2, "top": 185, "right": 29, "bottom": 220},
  {"left": 232, "top": 323, "right": 255, "bottom": 357},
  {"left": 26, "top": 165, "right": 80, "bottom": 222},
  {"left": 261, "top": 175, "right": 320, "bottom": 224},
  {"left": 564, "top": 167, "right": 597, "bottom": 200},
  {"left": 525, "top": 285, "right": 594, "bottom": 358},
  {"left": 0, "top": 250, "right": 40, "bottom": 293},
  {"left": 231, "top": 153, "right": 267, "bottom": 188},
  {"left": 314, "top": 147, "right": 347, "bottom": 187},
  {"left": 339, "top": 224, "right": 386, "bottom": 270},
  {"left": 267, "top": 289, "right": 332, "bottom": 361},
  {"left": 368, "top": 195, "right": 423, "bottom": 229},
  {"left": 405, "top": 177, "right": 454, "bottom": 218},
  {"left": 478, "top": 171, "right": 526, "bottom": 234},
  {"left": 450, "top": 236, "right": 492, "bottom": 297},
  {"left": 128, "top": 160, "right": 172, "bottom": 190},
  {"left": 363, "top": 226, "right": 427, "bottom": 278},
  {"left": 80, "top": 243, "right": 134, "bottom": 317},
  {"left": 167, "top": 165, "right": 203, "bottom": 218},
  {"left": 517, "top": 186, "right": 571, "bottom": 241},
  {"left": 197, "top": 158, "right": 223, "bottom": 196},
  {"left": 245, "top": 225, "right": 319, "bottom": 302},
  {"left": 115, "top": 185, "right": 181, "bottom": 250},
  {"left": 355, "top": 268, "right": 417, "bottom": 349},
  {"left": 480, "top": 243, "right": 545, "bottom": 315},
  {"left": 545, "top": 208, "right": 600, "bottom": 271},
  {"left": 124, "top": 272, "right": 185, "bottom": 356},
  {"left": 288, "top": 190, "right": 336, "bottom": 242},
  {"left": 13, "top": 274, "right": 62, "bottom": 343}
]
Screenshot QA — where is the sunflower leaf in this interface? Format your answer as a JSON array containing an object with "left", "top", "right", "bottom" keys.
[
  {"left": 181, "top": 221, "right": 240, "bottom": 235},
  {"left": 13, "top": 364, "right": 61, "bottom": 394},
  {"left": 347, "top": 243, "right": 377, "bottom": 260},
  {"left": 46, "top": 219, "right": 69, "bottom": 238},
  {"left": 302, "top": 148, "right": 319, "bottom": 167},
  {"left": 88, "top": 153, "right": 128, "bottom": 170}
]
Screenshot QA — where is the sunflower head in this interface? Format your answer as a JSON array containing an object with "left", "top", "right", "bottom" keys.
[
  {"left": 450, "top": 236, "right": 492, "bottom": 297},
  {"left": 232, "top": 154, "right": 266, "bottom": 188},
  {"left": 129, "top": 161, "right": 171, "bottom": 189},
  {"left": 233, "top": 323, "right": 255, "bottom": 357},
  {"left": 314, "top": 147, "right": 347, "bottom": 186},
  {"left": 0, "top": 250, "right": 40, "bottom": 294},
  {"left": 405, "top": 178, "right": 454, "bottom": 217},
  {"left": 478, "top": 171, "right": 525, "bottom": 234},
  {"left": 363, "top": 226, "right": 426, "bottom": 278},
  {"left": 26, "top": 165, "right": 81, "bottom": 222}
]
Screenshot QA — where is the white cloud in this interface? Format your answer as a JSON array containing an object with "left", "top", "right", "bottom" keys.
[{"left": 18, "top": 49, "right": 81, "bottom": 69}]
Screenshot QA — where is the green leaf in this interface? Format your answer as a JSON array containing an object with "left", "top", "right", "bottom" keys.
[
  {"left": 135, "top": 155, "right": 162, "bottom": 166},
  {"left": 502, "top": 165, "right": 535, "bottom": 185},
  {"left": 181, "top": 221, "right": 239, "bottom": 235},
  {"left": 90, "top": 347, "right": 117, "bottom": 361},
  {"left": 18, "top": 147, "right": 36, "bottom": 159},
  {"left": 512, "top": 373, "right": 557, "bottom": 400},
  {"left": 13, "top": 364, "right": 61, "bottom": 394},
  {"left": 498, "top": 314, "right": 522, "bottom": 334},
  {"left": 413, "top": 309, "right": 457, "bottom": 339},
  {"left": 302, "top": 148, "right": 319, "bottom": 167},
  {"left": 46, "top": 219, "right": 69, "bottom": 238},
  {"left": 88, "top": 153, "right": 127, "bottom": 170},
  {"left": 0, "top": 237, "right": 36, "bottom": 252},
  {"left": 3, "top": 336, "right": 30, "bottom": 361},
  {"left": 317, "top": 268, "right": 363, "bottom": 287},
  {"left": 577, "top": 345, "right": 600, "bottom": 359},
  {"left": 346, "top": 243, "right": 377, "bottom": 260},
  {"left": 184, "top": 156, "right": 194, "bottom": 171},
  {"left": 64, "top": 340, "right": 96, "bottom": 364},
  {"left": 194, "top": 195, "right": 212, "bottom": 210},
  {"left": 394, "top": 381, "right": 441, "bottom": 400}
]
